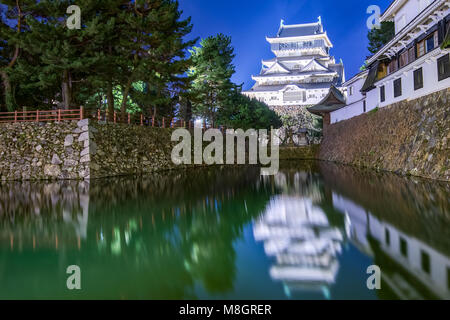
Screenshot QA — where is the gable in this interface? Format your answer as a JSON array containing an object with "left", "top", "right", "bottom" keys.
[
  {"left": 264, "top": 62, "right": 290, "bottom": 75},
  {"left": 302, "top": 59, "right": 329, "bottom": 72}
]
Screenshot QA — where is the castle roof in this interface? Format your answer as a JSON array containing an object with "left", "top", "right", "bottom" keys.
[
  {"left": 274, "top": 17, "right": 324, "bottom": 38},
  {"left": 307, "top": 86, "right": 346, "bottom": 116}
]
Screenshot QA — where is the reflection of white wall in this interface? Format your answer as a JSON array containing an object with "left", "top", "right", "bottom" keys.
[
  {"left": 333, "top": 193, "right": 371, "bottom": 250},
  {"left": 373, "top": 222, "right": 450, "bottom": 300},
  {"left": 333, "top": 193, "right": 450, "bottom": 299},
  {"left": 62, "top": 193, "right": 89, "bottom": 239}
]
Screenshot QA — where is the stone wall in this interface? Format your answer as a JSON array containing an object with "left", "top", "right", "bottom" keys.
[
  {"left": 89, "top": 122, "right": 181, "bottom": 178},
  {"left": 279, "top": 145, "right": 319, "bottom": 160},
  {"left": 319, "top": 88, "right": 450, "bottom": 181},
  {"left": 0, "top": 119, "right": 190, "bottom": 181},
  {"left": 270, "top": 105, "right": 322, "bottom": 146},
  {"left": 0, "top": 120, "right": 90, "bottom": 180}
]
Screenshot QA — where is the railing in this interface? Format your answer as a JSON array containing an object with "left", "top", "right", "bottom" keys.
[
  {"left": 92, "top": 109, "right": 227, "bottom": 130},
  {"left": 0, "top": 107, "right": 225, "bottom": 130},
  {"left": 0, "top": 108, "right": 83, "bottom": 123}
]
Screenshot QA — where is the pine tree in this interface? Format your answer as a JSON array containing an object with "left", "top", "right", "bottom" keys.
[
  {"left": 367, "top": 21, "right": 395, "bottom": 55},
  {"left": 0, "top": 0, "right": 36, "bottom": 111},
  {"left": 189, "top": 34, "right": 236, "bottom": 125},
  {"left": 111, "top": 0, "right": 196, "bottom": 120}
]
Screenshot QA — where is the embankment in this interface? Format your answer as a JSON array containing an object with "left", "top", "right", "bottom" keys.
[{"left": 320, "top": 88, "right": 450, "bottom": 181}]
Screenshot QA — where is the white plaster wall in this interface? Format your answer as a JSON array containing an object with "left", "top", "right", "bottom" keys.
[
  {"left": 375, "top": 51, "right": 450, "bottom": 109},
  {"left": 330, "top": 99, "right": 366, "bottom": 124},
  {"left": 394, "top": 0, "right": 432, "bottom": 33},
  {"left": 335, "top": 50, "right": 450, "bottom": 124}
]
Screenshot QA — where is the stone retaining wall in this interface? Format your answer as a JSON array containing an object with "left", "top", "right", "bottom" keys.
[
  {"left": 0, "top": 120, "right": 90, "bottom": 180},
  {"left": 319, "top": 88, "right": 450, "bottom": 181},
  {"left": 0, "top": 119, "right": 187, "bottom": 181}
]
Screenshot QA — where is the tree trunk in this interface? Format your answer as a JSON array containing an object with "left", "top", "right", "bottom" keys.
[
  {"left": 62, "top": 70, "right": 72, "bottom": 109},
  {"left": 120, "top": 79, "right": 133, "bottom": 121},
  {"left": 0, "top": 70, "right": 15, "bottom": 111},
  {"left": 107, "top": 82, "right": 114, "bottom": 121}
]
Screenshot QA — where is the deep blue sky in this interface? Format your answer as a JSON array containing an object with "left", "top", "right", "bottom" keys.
[{"left": 180, "top": 0, "right": 393, "bottom": 89}]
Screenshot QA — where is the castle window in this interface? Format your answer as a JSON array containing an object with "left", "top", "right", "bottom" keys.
[
  {"left": 380, "top": 85, "right": 386, "bottom": 102},
  {"left": 399, "top": 51, "right": 408, "bottom": 68},
  {"left": 447, "top": 267, "right": 450, "bottom": 290},
  {"left": 408, "top": 47, "right": 415, "bottom": 64},
  {"left": 417, "top": 40, "right": 426, "bottom": 58},
  {"left": 426, "top": 32, "right": 436, "bottom": 52},
  {"left": 400, "top": 237, "right": 408, "bottom": 257},
  {"left": 414, "top": 68, "right": 424, "bottom": 90},
  {"left": 394, "top": 78, "right": 402, "bottom": 98},
  {"left": 388, "top": 58, "right": 398, "bottom": 74},
  {"left": 421, "top": 250, "right": 431, "bottom": 274},
  {"left": 437, "top": 54, "right": 450, "bottom": 81}
]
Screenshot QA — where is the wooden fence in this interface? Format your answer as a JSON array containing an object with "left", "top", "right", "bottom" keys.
[
  {"left": 0, "top": 108, "right": 83, "bottom": 123},
  {"left": 0, "top": 107, "right": 223, "bottom": 130}
]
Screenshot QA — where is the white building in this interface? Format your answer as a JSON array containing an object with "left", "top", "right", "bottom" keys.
[
  {"left": 330, "top": 71, "right": 369, "bottom": 123},
  {"left": 253, "top": 195, "right": 348, "bottom": 299},
  {"left": 314, "top": 0, "right": 450, "bottom": 125},
  {"left": 333, "top": 193, "right": 450, "bottom": 300},
  {"left": 243, "top": 17, "right": 345, "bottom": 113}
]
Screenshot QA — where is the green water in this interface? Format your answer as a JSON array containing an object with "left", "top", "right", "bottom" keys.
[{"left": 0, "top": 161, "right": 449, "bottom": 300}]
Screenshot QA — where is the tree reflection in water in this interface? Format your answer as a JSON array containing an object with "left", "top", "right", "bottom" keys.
[
  {"left": 0, "top": 162, "right": 448, "bottom": 300},
  {"left": 0, "top": 167, "right": 273, "bottom": 299}
]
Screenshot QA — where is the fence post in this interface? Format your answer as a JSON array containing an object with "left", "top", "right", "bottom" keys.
[
  {"left": 114, "top": 112, "right": 117, "bottom": 123},
  {"left": 140, "top": 114, "right": 143, "bottom": 126},
  {"left": 14, "top": 111, "right": 17, "bottom": 123},
  {"left": 80, "top": 107, "right": 84, "bottom": 120},
  {"left": 58, "top": 109, "right": 61, "bottom": 122},
  {"left": 152, "top": 116, "right": 155, "bottom": 127},
  {"left": 97, "top": 109, "right": 101, "bottom": 121},
  {"left": 162, "top": 117, "right": 165, "bottom": 128},
  {"left": 128, "top": 113, "right": 131, "bottom": 124},
  {"left": 36, "top": 110, "right": 39, "bottom": 122}
]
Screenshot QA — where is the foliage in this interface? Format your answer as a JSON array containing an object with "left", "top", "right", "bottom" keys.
[
  {"left": 367, "top": 21, "right": 395, "bottom": 55},
  {"left": 0, "top": 0, "right": 196, "bottom": 118},
  {"left": 216, "top": 91, "right": 282, "bottom": 130},
  {"left": 189, "top": 34, "right": 235, "bottom": 125}
]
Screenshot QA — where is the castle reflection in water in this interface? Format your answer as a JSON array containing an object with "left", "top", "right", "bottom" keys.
[
  {"left": 255, "top": 163, "right": 450, "bottom": 300},
  {"left": 0, "top": 163, "right": 448, "bottom": 300}
]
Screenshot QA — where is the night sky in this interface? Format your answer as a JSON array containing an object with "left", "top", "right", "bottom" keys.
[
  {"left": 1, "top": 0, "right": 394, "bottom": 89},
  {"left": 180, "top": 0, "right": 393, "bottom": 89}
]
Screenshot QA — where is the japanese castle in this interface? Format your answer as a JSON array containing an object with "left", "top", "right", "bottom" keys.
[
  {"left": 242, "top": 17, "right": 345, "bottom": 113},
  {"left": 309, "top": 0, "right": 450, "bottom": 126}
]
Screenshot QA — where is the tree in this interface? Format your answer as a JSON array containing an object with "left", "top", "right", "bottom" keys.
[
  {"left": 189, "top": 34, "right": 235, "bottom": 125},
  {"left": 0, "top": 0, "right": 196, "bottom": 118},
  {"left": 216, "top": 91, "right": 282, "bottom": 130},
  {"left": 0, "top": 0, "right": 36, "bottom": 111},
  {"left": 113, "top": 0, "right": 195, "bottom": 120},
  {"left": 367, "top": 21, "right": 395, "bottom": 55}
]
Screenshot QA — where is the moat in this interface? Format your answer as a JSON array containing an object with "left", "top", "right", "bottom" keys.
[{"left": 0, "top": 161, "right": 448, "bottom": 300}]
